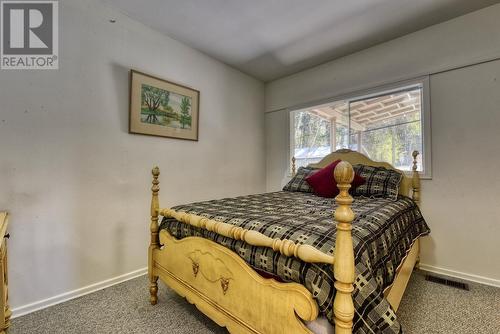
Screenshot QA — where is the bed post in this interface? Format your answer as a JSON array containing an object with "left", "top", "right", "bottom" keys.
[
  {"left": 411, "top": 151, "right": 421, "bottom": 270},
  {"left": 412, "top": 151, "right": 421, "bottom": 206},
  {"left": 149, "top": 166, "right": 160, "bottom": 305},
  {"left": 333, "top": 161, "right": 355, "bottom": 334},
  {"left": 291, "top": 156, "right": 296, "bottom": 176}
]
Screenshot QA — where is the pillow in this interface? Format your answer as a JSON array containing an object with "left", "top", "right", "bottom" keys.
[
  {"left": 351, "top": 164, "right": 403, "bottom": 201},
  {"left": 305, "top": 160, "right": 365, "bottom": 198},
  {"left": 282, "top": 166, "right": 318, "bottom": 193}
]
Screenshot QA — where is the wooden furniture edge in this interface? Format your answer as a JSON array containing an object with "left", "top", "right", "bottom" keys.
[
  {"left": 0, "top": 212, "right": 10, "bottom": 334},
  {"left": 384, "top": 238, "right": 420, "bottom": 311},
  {"left": 0, "top": 214, "right": 7, "bottom": 244}
]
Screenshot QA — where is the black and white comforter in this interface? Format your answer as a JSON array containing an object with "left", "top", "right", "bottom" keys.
[{"left": 159, "top": 191, "right": 430, "bottom": 333}]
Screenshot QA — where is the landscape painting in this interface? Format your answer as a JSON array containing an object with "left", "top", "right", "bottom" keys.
[
  {"left": 129, "top": 70, "right": 199, "bottom": 140},
  {"left": 141, "top": 84, "right": 192, "bottom": 129}
]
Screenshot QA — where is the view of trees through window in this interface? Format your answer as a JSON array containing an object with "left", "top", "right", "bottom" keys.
[
  {"left": 292, "top": 86, "right": 423, "bottom": 171},
  {"left": 294, "top": 111, "right": 330, "bottom": 150}
]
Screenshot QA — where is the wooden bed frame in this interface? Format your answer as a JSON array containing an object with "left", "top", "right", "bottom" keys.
[{"left": 148, "top": 149, "right": 422, "bottom": 334}]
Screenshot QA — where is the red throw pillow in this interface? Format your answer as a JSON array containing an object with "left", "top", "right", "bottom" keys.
[{"left": 305, "top": 160, "right": 365, "bottom": 198}]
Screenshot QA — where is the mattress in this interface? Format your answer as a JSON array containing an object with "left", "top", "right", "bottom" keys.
[{"left": 160, "top": 191, "right": 430, "bottom": 333}]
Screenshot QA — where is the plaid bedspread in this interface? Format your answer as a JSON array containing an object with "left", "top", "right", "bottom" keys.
[{"left": 159, "top": 191, "right": 430, "bottom": 333}]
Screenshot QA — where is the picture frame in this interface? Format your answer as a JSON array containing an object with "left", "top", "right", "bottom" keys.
[{"left": 129, "top": 70, "right": 200, "bottom": 141}]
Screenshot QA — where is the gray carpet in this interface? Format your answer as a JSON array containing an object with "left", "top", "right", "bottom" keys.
[{"left": 10, "top": 271, "right": 500, "bottom": 334}]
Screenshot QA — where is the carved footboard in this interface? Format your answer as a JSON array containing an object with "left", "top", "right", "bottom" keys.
[{"left": 153, "top": 230, "right": 318, "bottom": 333}]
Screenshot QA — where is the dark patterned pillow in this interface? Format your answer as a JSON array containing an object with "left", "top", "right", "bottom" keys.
[
  {"left": 352, "top": 164, "right": 403, "bottom": 201},
  {"left": 283, "top": 166, "right": 318, "bottom": 193}
]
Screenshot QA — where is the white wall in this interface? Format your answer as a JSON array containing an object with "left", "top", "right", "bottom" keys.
[
  {"left": 0, "top": 0, "right": 265, "bottom": 311},
  {"left": 422, "top": 60, "right": 500, "bottom": 283},
  {"left": 265, "top": 4, "right": 500, "bottom": 285}
]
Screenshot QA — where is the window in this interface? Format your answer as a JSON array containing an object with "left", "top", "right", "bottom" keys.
[{"left": 290, "top": 78, "right": 431, "bottom": 177}]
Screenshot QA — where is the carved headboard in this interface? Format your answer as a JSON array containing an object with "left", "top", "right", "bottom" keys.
[{"left": 306, "top": 149, "right": 419, "bottom": 200}]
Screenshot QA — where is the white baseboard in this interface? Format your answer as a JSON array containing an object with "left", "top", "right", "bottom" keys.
[
  {"left": 11, "top": 267, "right": 148, "bottom": 319},
  {"left": 11, "top": 264, "right": 500, "bottom": 319},
  {"left": 419, "top": 263, "right": 500, "bottom": 288}
]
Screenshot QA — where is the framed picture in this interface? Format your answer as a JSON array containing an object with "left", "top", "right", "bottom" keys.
[{"left": 129, "top": 70, "right": 200, "bottom": 141}]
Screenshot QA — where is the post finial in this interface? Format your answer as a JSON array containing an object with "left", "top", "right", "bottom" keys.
[
  {"left": 291, "top": 156, "right": 296, "bottom": 176},
  {"left": 151, "top": 167, "right": 160, "bottom": 216},
  {"left": 333, "top": 161, "right": 355, "bottom": 334},
  {"left": 334, "top": 161, "right": 355, "bottom": 186},
  {"left": 412, "top": 151, "right": 419, "bottom": 171},
  {"left": 152, "top": 166, "right": 160, "bottom": 178}
]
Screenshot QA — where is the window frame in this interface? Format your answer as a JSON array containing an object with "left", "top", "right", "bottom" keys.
[{"left": 289, "top": 76, "right": 432, "bottom": 179}]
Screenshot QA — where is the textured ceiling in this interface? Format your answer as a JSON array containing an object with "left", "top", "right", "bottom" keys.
[{"left": 103, "top": 0, "right": 500, "bottom": 81}]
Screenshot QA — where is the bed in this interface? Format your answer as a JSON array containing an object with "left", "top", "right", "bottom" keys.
[{"left": 147, "top": 149, "right": 429, "bottom": 334}]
